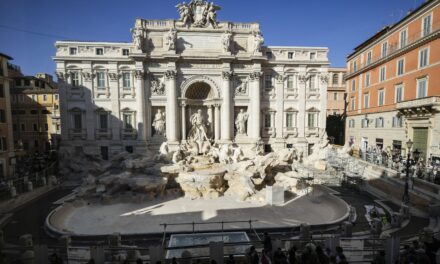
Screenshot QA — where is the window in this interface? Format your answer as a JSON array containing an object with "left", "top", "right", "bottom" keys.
[
  {"left": 308, "top": 75, "right": 316, "bottom": 90},
  {"left": 0, "top": 110, "right": 5, "bottom": 123},
  {"left": 307, "top": 113, "right": 316, "bottom": 128},
  {"left": 333, "top": 93, "right": 338, "bottom": 100},
  {"left": 97, "top": 71, "right": 106, "bottom": 88},
  {"left": 286, "top": 113, "right": 295, "bottom": 128},
  {"left": 96, "top": 48, "right": 104, "bottom": 55},
  {"left": 0, "top": 137, "right": 7, "bottom": 151},
  {"left": 24, "top": 79, "right": 30, "bottom": 86},
  {"left": 350, "top": 97, "right": 355, "bottom": 111},
  {"left": 44, "top": 123, "right": 48, "bottom": 131},
  {"left": 395, "top": 84, "right": 404, "bottom": 103},
  {"left": 363, "top": 93, "right": 369, "bottom": 108},
  {"left": 266, "top": 51, "right": 273, "bottom": 59},
  {"left": 122, "top": 72, "right": 131, "bottom": 89},
  {"left": 54, "top": 94, "right": 59, "bottom": 100},
  {"left": 419, "top": 48, "right": 429, "bottom": 68},
  {"left": 348, "top": 119, "right": 355, "bottom": 128},
  {"left": 15, "top": 79, "right": 21, "bottom": 86},
  {"left": 30, "top": 110, "right": 38, "bottom": 114},
  {"left": 264, "top": 75, "right": 272, "bottom": 89},
  {"left": 332, "top": 74, "right": 339, "bottom": 85},
  {"left": 13, "top": 124, "right": 17, "bottom": 131},
  {"left": 0, "top": 84, "right": 3, "bottom": 97},
  {"left": 288, "top": 52, "right": 294, "bottom": 59},
  {"left": 365, "top": 73, "right": 370, "bottom": 87},
  {"left": 43, "top": 94, "right": 47, "bottom": 101},
  {"left": 21, "top": 124, "right": 25, "bottom": 131},
  {"left": 378, "top": 89, "right": 385, "bottom": 106},
  {"left": 416, "top": 77, "right": 428, "bottom": 98},
  {"left": 18, "top": 94, "right": 24, "bottom": 102},
  {"left": 69, "top": 47, "right": 77, "bottom": 55},
  {"left": 99, "top": 113, "right": 108, "bottom": 129},
  {"left": 379, "top": 66, "right": 386, "bottom": 82},
  {"left": 375, "top": 117, "right": 384, "bottom": 128},
  {"left": 264, "top": 113, "right": 271, "bottom": 128},
  {"left": 73, "top": 113, "right": 82, "bottom": 129},
  {"left": 71, "top": 71, "right": 80, "bottom": 87},
  {"left": 31, "top": 94, "right": 36, "bottom": 101},
  {"left": 33, "top": 124, "right": 38, "bottom": 131},
  {"left": 352, "top": 60, "right": 357, "bottom": 71},
  {"left": 397, "top": 58, "right": 405, "bottom": 76},
  {"left": 400, "top": 29, "right": 407, "bottom": 48},
  {"left": 310, "top": 52, "right": 316, "bottom": 60},
  {"left": 366, "top": 51, "right": 372, "bottom": 65},
  {"left": 361, "top": 118, "right": 369, "bottom": 128},
  {"left": 422, "top": 14, "right": 432, "bottom": 37},
  {"left": 123, "top": 113, "right": 133, "bottom": 129},
  {"left": 351, "top": 79, "right": 356, "bottom": 91},
  {"left": 392, "top": 116, "right": 403, "bottom": 127},
  {"left": 381, "top": 42, "right": 388, "bottom": 58},
  {"left": 122, "top": 49, "right": 129, "bottom": 56},
  {"left": 42, "top": 110, "right": 50, "bottom": 114}
]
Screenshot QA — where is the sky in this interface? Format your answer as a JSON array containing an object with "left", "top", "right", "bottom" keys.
[{"left": 0, "top": 0, "right": 426, "bottom": 76}]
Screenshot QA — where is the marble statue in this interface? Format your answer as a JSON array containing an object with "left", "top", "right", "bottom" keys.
[
  {"left": 188, "top": 109, "right": 209, "bottom": 146},
  {"left": 219, "top": 144, "right": 232, "bottom": 164},
  {"left": 131, "top": 27, "right": 144, "bottom": 51},
  {"left": 235, "top": 109, "right": 249, "bottom": 135},
  {"left": 152, "top": 109, "right": 166, "bottom": 136},
  {"left": 176, "top": 2, "right": 193, "bottom": 26},
  {"left": 175, "top": 0, "right": 220, "bottom": 28},
  {"left": 221, "top": 30, "right": 232, "bottom": 53},
  {"left": 252, "top": 30, "right": 264, "bottom": 55},
  {"left": 232, "top": 146, "right": 244, "bottom": 163},
  {"left": 165, "top": 28, "right": 177, "bottom": 51}
]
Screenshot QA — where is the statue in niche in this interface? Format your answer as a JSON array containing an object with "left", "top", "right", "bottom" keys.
[
  {"left": 188, "top": 109, "right": 210, "bottom": 153},
  {"left": 152, "top": 109, "right": 166, "bottom": 136},
  {"left": 165, "top": 28, "right": 177, "bottom": 51},
  {"left": 151, "top": 77, "right": 165, "bottom": 95},
  {"left": 131, "top": 27, "right": 144, "bottom": 51},
  {"left": 221, "top": 30, "right": 232, "bottom": 53},
  {"left": 235, "top": 109, "right": 249, "bottom": 135},
  {"left": 252, "top": 30, "right": 264, "bottom": 55}
]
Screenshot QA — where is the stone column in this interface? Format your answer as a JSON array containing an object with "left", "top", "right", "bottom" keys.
[
  {"left": 275, "top": 74, "right": 284, "bottom": 139},
  {"left": 82, "top": 70, "right": 95, "bottom": 141},
  {"left": 298, "top": 73, "right": 307, "bottom": 138},
  {"left": 249, "top": 72, "right": 262, "bottom": 140},
  {"left": 135, "top": 70, "right": 145, "bottom": 141},
  {"left": 221, "top": 71, "right": 233, "bottom": 141},
  {"left": 214, "top": 104, "right": 220, "bottom": 141},
  {"left": 181, "top": 102, "right": 187, "bottom": 141},
  {"left": 165, "top": 70, "right": 178, "bottom": 142}
]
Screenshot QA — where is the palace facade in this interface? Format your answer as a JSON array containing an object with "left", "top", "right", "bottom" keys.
[{"left": 54, "top": 1, "right": 329, "bottom": 158}]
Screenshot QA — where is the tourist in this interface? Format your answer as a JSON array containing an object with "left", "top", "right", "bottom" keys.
[
  {"left": 247, "top": 246, "right": 259, "bottom": 264},
  {"left": 273, "top": 248, "right": 287, "bottom": 264},
  {"left": 263, "top": 232, "right": 273, "bottom": 256},
  {"left": 226, "top": 254, "right": 235, "bottom": 264},
  {"left": 335, "top": 246, "right": 346, "bottom": 264},
  {"left": 260, "top": 249, "right": 271, "bottom": 264},
  {"left": 288, "top": 246, "right": 299, "bottom": 264},
  {"left": 300, "top": 243, "right": 319, "bottom": 264},
  {"left": 316, "top": 246, "right": 329, "bottom": 264}
]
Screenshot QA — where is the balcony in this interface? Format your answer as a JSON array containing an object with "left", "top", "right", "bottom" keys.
[
  {"left": 346, "top": 20, "right": 440, "bottom": 78},
  {"left": 68, "top": 128, "right": 86, "bottom": 140},
  {"left": 305, "top": 127, "right": 320, "bottom": 137},
  {"left": 121, "top": 128, "right": 137, "bottom": 139},
  {"left": 283, "top": 127, "right": 298, "bottom": 138},
  {"left": 397, "top": 96, "right": 440, "bottom": 117},
  {"left": 95, "top": 128, "right": 112, "bottom": 139}
]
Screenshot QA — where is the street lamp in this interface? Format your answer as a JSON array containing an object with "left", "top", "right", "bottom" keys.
[{"left": 402, "top": 139, "right": 413, "bottom": 204}]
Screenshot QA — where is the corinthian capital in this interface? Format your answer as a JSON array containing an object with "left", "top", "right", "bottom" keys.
[
  {"left": 134, "top": 70, "right": 145, "bottom": 80},
  {"left": 165, "top": 70, "right": 177, "bottom": 80},
  {"left": 275, "top": 74, "right": 284, "bottom": 83},
  {"left": 81, "top": 71, "right": 94, "bottom": 81},
  {"left": 222, "top": 71, "right": 233, "bottom": 80},
  {"left": 249, "top": 71, "right": 262, "bottom": 81},
  {"left": 108, "top": 72, "right": 120, "bottom": 81},
  {"left": 55, "top": 71, "right": 67, "bottom": 82},
  {"left": 320, "top": 73, "right": 329, "bottom": 84},
  {"left": 298, "top": 74, "right": 307, "bottom": 84}
]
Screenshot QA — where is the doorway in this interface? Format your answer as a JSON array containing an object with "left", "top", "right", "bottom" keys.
[{"left": 413, "top": 127, "right": 428, "bottom": 160}]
